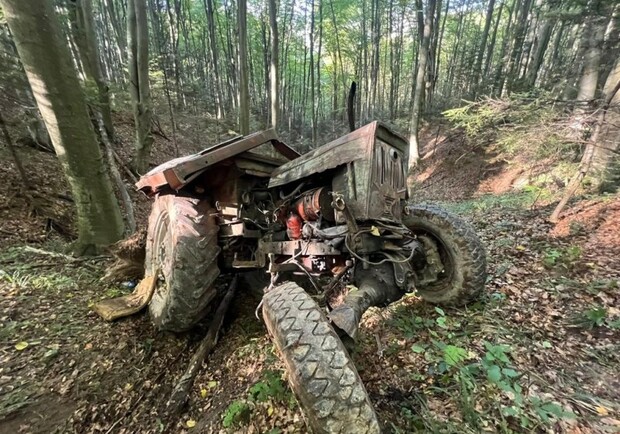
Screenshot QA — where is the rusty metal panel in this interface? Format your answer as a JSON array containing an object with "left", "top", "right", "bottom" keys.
[
  {"left": 268, "top": 122, "right": 378, "bottom": 188},
  {"left": 136, "top": 129, "right": 299, "bottom": 194}
]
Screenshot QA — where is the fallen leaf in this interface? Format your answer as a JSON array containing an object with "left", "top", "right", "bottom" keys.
[
  {"left": 186, "top": 419, "right": 196, "bottom": 428},
  {"left": 15, "top": 341, "right": 28, "bottom": 351},
  {"left": 596, "top": 406, "right": 609, "bottom": 416},
  {"left": 200, "top": 388, "right": 208, "bottom": 399}
]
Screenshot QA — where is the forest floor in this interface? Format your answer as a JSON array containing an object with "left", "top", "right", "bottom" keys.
[{"left": 1, "top": 114, "right": 619, "bottom": 433}]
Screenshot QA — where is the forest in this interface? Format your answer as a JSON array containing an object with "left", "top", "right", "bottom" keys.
[{"left": 0, "top": 0, "right": 619, "bottom": 432}]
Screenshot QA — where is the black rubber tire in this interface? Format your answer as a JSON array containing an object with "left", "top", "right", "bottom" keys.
[
  {"left": 403, "top": 204, "right": 486, "bottom": 306},
  {"left": 145, "top": 194, "right": 220, "bottom": 332},
  {"left": 262, "top": 282, "right": 380, "bottom": 434}
]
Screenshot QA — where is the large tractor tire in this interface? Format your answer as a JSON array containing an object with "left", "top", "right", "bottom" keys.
[
  {"left": 262, "top": 282, "right": 380, "bottom": 434},
  {"left": 403, "top": 204, "right": 486, "bottom": 306},
  {"left": 145, "top": 194, "right": 220, "bottom": 332}
]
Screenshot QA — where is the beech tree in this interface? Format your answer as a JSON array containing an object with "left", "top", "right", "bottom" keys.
[
  {"left": 127, "top": 0, "right": 153, "bottom": 174},
  {"left": 1, "top": 0, "right": 124, "bottom": 253}
]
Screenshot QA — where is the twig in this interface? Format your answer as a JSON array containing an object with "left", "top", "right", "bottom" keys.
[
  {"left": 20, "top": 246, "right": 109, "bottom": 262},
  {"left": 0, "top": 109, "right": 32, "bottom": 190},
  {"left": 112, "top": 149, "right": 139, "bottom": 184},
  {"left": 96, "top": 113, "right": 137, "bottom": 234},
  {"left": 165, "top": 276, "right": 239, "bottom": 416}
]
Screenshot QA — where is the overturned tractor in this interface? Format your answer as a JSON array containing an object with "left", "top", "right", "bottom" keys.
[{"left": 98, "top": 122, "right": 486, "bottom": 433}]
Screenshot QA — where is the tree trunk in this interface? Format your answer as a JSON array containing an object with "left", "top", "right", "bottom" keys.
[
  {"left": 0, "top": 109, "right": 31, "bottom": 190},
  {"left": 471, "top": 0, "right": 496, "bottom": 98},
  {"left": 575, "top": 9, "right": 606, "bottom": 105},
  {"left": 408, "top": 0, "right": 436, "bottom": 170},
  {"left": 506, "top": 0, "right": 533, "bottom": 93},
  {"left": 524, "top": 0, "right": 557, "bottom": 87},
  {"left": 550, "top": 73, "right": 620, "bottom": 222},
  {"left": 1, "top": 0, "right": 124, "bottom": 252},
  {"left": 238, "top": 0, "right": 250, "bottom": 135},
  {"left": 309, "top": 0, "right": 316, "bottom": 145},
  {"left": 203, "top": 0, "right": 223, "bottom": 118},
  {"left": 127, "top": 0, "right": 153, "bottom": 174},
  {"left": 268, "top": 0, "right": 279, "bottom": 131},
  {"left": 591, "top": 56, "right": 620, "bottom": 191},
  {"left": 72, "top": 0, "right": 115, "bottom": 139}
]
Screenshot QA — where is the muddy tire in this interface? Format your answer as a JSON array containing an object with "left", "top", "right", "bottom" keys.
[
  {"left": 145, "top": 194, "right": 220, "bottom": 332},
  {"left": 262, "top": 282, "right": 380, "bottom": 434},
  {"left": 403, "top": 204, "right": 486, "bottom": 306}
]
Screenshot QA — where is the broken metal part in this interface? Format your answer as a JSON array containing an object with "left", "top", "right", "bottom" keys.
[{"left": 328, "top": 263, "right": 403, "bottom": 339}]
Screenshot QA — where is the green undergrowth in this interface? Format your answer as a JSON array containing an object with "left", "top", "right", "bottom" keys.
[
  {"left": 385, "top": 302, "right": 578, "bottom": 433},
  {"left": 221, "top": 369, "right": 296, "bottom": 429},
  {"left": 443, "top": 93, "right": 580, "bottom": 162},
  {"left": 441, "top": 93, "right": 588, "bottom": 201}
]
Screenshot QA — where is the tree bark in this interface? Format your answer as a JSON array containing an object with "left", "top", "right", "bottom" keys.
[
  {"left": 127, "top": 0, "right": 153, "bottom": 174},
  {"left": 268, "top": 0, "right": 279, "bottom": 131},
  {"left": 408, "top": 0, "right": 436, "bottom": 170},
  {"left": 1, "top": 0, "right": 124, "bottom": 252},
  {"left": 575, "top": 4, "right": 606, "bottom": 105},
  {"left": 72, "top": 0, "right": 115, "bottom": 139},
  {"left": 591, "top": 56, "right": 620, "bottom": 191},
  {"left": 238, "top": 0, "right": 250, "bottom": 135},
  {"left": 471, "top": 0, "right": 496, "bottom": 98}
]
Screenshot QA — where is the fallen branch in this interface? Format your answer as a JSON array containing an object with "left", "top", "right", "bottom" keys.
[
  {"left": 113, "top": 149, "right": 139, "bottom": 184},
  {"left": 165, "top": 276, "right": 239, "bottom": 416},
  {"left": 21, "top": 246, "right": 109, "bottom": 262}
]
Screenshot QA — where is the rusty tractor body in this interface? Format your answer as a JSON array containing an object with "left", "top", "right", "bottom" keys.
[{"left": 123, "top": 121, "right": 486, "bottom": 432}]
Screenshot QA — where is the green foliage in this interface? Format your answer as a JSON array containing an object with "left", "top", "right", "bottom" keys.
[
  {"left": 574, "top": 305, "right": 620, "bottom": 330},
  {"left": 542, "top": 245, "right": 581, "bottom": 269},
  {"left": 222, "top": 400, "right": 251, "bottom": 428},
  {"left": 248, "top": 370, "right": 287, "bottom": 403},
  {"left": 221, "top": 370, "right": 293, "bottom": 428}
]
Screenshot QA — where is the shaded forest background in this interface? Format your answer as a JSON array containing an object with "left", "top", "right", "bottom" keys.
[{"left": 0, "top": 0, "right": 619, "bottom": 247}]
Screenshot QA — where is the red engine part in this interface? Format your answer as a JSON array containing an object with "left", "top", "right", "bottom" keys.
[
  {"left": 286, "top": 213, "right": 303, "bottom": 239},
  {"left": 292, "top": 187, "right": 334, "bottom": 221}
]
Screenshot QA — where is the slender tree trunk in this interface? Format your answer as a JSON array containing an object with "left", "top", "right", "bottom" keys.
[
  {"left": 73, "top": 0, "right": 115, "bottom": 139},
  {"left": 408, "top": 0, "right": 436, "bottom": 170},
  {"left": 471, "top": 0, "right": 496, "bottom": 98},
  {"left": 127, "top": 0, "right": 153, "bottom": 174},
  {"left": 309, "top": 0, "right": 316, "bottom": 145},
  {"left": 0, "top": 110, "right": 31, "bottom": 190},
  {"left": 484, "top": 0, "right": 504, "bottom": 77},
  {"left": 506, "top": 0, "right": 533, "bottom": 93},
  {"left": 524, "top": 1, "right": 556, "bottom": 88},
  {"left": 575, "top": 9, "right": 606, "bottom": 106},
  {"left": 238, "top": 0, "right": 250, "bottom": 134},
  {"left": 2, "top": 0, "right": 124, "bottom": 252},
  {"left": 268, "top": 0, "right": 279, "bottom": 131}
]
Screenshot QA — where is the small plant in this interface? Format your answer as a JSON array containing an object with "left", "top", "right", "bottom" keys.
[
  {"left": 574, "top": 306, "right": 619, "bottom": 329},
  {"left": 222, "top": 400, "right": 251, "bottom": 428},
  {"left": 248, "top": 370, "right": 287, "bottom": 403},
  {"left": 542, "top": 245, "right": 581, "bottom": 269}
]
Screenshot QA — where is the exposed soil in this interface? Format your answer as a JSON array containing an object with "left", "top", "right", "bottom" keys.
[{"left": 1, "top": 114, "right": 619, "bottom": 433}]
